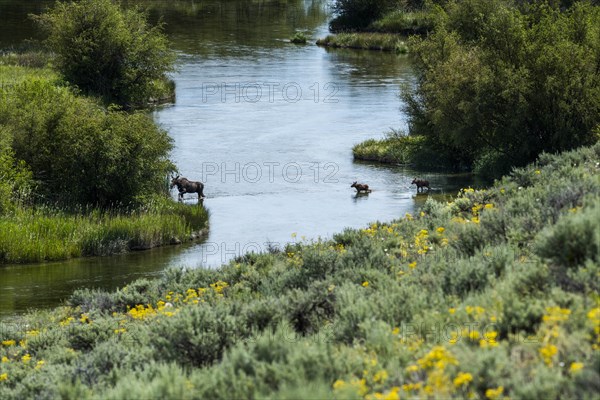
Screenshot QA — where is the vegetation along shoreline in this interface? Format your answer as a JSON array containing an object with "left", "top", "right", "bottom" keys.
[{"left": 0, "top": 0, "right": 207, "bottom": 264}]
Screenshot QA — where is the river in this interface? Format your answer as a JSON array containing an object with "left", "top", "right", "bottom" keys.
[{"left": 0, "top": 0, "right": 478, "bottom": 318}]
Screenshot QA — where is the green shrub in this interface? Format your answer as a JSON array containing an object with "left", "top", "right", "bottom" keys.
[
  {"left": 535, "top": 201, "right": 600, "bottom": 269},
  {"left": 404, "top": 1, "right": 600, "bottom": 177},
  {"left": 330, "top": 0, "right": 396, "bottom": 31},
  {"left": 150, "top": 304, "right": 246, "bottom": 367},
  {"left": 0, "top": 79, "right": 175, "bottom": 206},
  {"left": 290, "top": 32, "right": 308, "bottom": 44},
  {"left": 34, "top": 0, "right": 176, "bottom": 107}
]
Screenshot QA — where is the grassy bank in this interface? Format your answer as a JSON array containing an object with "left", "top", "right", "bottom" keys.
[
  {"left": 0, "top": 143, "right": 598, "bottom": 398},
  {"left": 316, "top": 33, "right": 408, "bottom": 53},
  {"left": 0, "top": 200, "right": 208, "bottom": 264},
  {"left": 353, "top": 133, "right": 474, "bottom": 171},
  {"left": 370, "top": 10, "right": 435, "bottom": 34},
  {"left": 0, "top": 57, "right": 204, "bottom": 264},
  {"left": 352, "top": 132, "right": 422, "bottom": 164}
]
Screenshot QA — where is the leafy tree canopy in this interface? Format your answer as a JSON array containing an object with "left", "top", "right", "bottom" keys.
[
  {"left": 34, "top": 0, "right": 176, "bottom": 107},
  {"left": 404, "top": 0, "right": 600, "bottom": 177}
]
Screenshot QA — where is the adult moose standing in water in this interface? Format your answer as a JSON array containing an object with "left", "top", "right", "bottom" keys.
[{"left": 171, "top": 175, "right": 205, "bottom": 202}]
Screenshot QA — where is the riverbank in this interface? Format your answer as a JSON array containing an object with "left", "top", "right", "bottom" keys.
[
  {"left": 1, "top": 143, "right": 597, "bottom": 398},
  {"left": 352, "top": 132, "right": 420, "bottom": 164},
  {"left": 316, "top": 33, "right": 408, "bottom": 53},
  {"left": 0, "top": 58, "right": 206, "bottom": 264},
  {"left": 0, "top": 201, "right": 208, "bottom": 264}
]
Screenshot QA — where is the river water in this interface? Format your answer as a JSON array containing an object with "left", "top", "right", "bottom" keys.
[{"left": 0, "top": 0, "right": 478, "bottom": 318}]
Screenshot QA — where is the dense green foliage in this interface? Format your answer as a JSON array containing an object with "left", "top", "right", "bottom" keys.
[
  {"left": 0, "top": 77, "right": 175, "bottom": 207},
  {"left": 1, "top": 144, "right": 598, "bottom": 398},
  {"left": 0, "top": 62, "right": 207, "bottom": 262},
  {"left": 34, "top": 0, "right": 176, "bottom": 107},
  {"left": 330, "top": 0, "right": 397, "bottom": 31},
  {"left": 370, "top": 9, "right": 436, "bottom": 33},
  {"left": 404, "top": 0, "right": 600, "bottom": 177}
]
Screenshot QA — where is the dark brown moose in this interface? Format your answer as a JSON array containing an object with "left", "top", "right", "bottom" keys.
[
  {"left": 411, "top": 178, "right": 430, "bottom": 192},
  {"left": 351, "top": 181, "right": 372, "bottom": 193},
  {"left": 170, "top": 175, "right": 205, "bottom": 201}
]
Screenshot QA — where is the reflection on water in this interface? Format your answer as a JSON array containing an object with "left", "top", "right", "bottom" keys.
[
  {"left": 0, "top": 243, "right": 199, "bottom": 318},
  {"left": 0, "top": 0, "right": 479, "bottom": 318}
]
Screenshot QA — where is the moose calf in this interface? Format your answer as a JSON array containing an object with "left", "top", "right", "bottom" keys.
[
  {"left": 411, "top": 178, "right": 430, "bottom": 192},
  {"left": 351, "top": 181, "right": 372, "bottom": 193}
]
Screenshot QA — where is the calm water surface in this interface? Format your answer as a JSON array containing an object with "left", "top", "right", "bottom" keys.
[{"left": 0, "top": 0, "right": 479, "bottom": 318}]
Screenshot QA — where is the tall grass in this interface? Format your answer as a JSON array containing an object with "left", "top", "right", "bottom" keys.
[
  {"left": 352, "top": 131, "right": 423, "bottom": 164},
  {"left": 316, "top": 33, "right": 408, "bottom": 53},
  {"left": 370, "top": 10, "right": 435, "bottom": 34},
  {"left": 0, "top": 201, "right": 208, "bottom": 263},
  {"left": 0, "top": 65, "right": 58, "bottom": 89}
]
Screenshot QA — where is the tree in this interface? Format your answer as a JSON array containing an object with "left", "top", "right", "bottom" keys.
[
  {"left": 34, "top": 0, "right": 176, "bottom": 107},
  {"left": 0, "top": 79, "right": 175, "bottom": 206},
  {"left": 330, "top": 0, "right": 397, "bottom": 31},
  {"left": 404, "top": 0, "right": 600, "bottom": 177}
]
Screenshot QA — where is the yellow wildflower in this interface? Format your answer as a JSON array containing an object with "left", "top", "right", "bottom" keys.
[
  {"left": 362, "top": 281, "right": 369, "bottom": 287},
  {"left": 333, "top": 379, "right": 345, "bottom": 390},
  {"left": 454, "top": 372, "right": 473, "bottom": 387},
  {"left": 485, "top": 386, "right": 504, "bottom": 399},
  {"left": 1, "top": 340, "right": 16, "bottom": 347},
  {"left": 539, "top": 344, "right": 558, "bottom": 365},
  {"left": 484, "top": 203, "right": 494, "bottom": 209},
  {"left": 569, "top": 362, "right": 584, "bottom": 374},
  {"left": 543, "top": 307, "right": 571, "bottom": 323},
  {"left": 22, "top": 354, "right": 31, "bottom": 363},
  {"left": 80, "top": 314, "right": 91, "bottom": 324},
  {"left": 26, "top": 330, "right": 40, "bottom": 337},
  {"left": 210, "top": 280, "right": 229, "bottom": 294},
  {"left": 1, "top": 356, "right": 9, "bottom": 363},
  {"left": 405, "top": 364, "right": 419, "bottom": 373},
  {"left": 417, "top": 346, "right": 458, "bottom": 370},
  {"left": 373, "top": 370, "right": 388, "bottom": 383},
  {"left": 383, "top": 387, "right": 400, "bottom": 400},
  {"left": 408, "top": 261, "right": 417, "bottom": 269},
  {"left": 402, "top": 382, "right": 422, "bottom": 391},
  {"left": 535, "top": 170, "right": 541, "bottom": 174},
  {"left": 405, "top": 213, "right": 413, "bottom": 220},
  {"left": 448, "top": 308, "right": 456, "bottom": 314},
  {"left": 436, "top": 227, "right": 445, "bottom": 234},
  {"left": 60, "top": 317, "right": 75, "bottom": 326},
  {"left": 480, "top": 331, "right": 499, "bottom": 348},
  {"left": 35, "top": 360, "right": 45, "bottom": 370},
  {"left": 0, "top": 373, "right": 7, "bottom": 382},
  {"left": 449, "top": 331, "right": 460, "bottom": 345}
]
